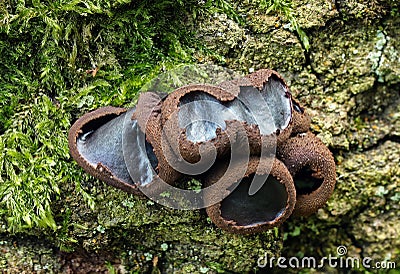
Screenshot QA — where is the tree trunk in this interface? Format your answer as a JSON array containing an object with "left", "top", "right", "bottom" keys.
[{"left": 0, "top": 0, "right": 399, "bottom": 272}]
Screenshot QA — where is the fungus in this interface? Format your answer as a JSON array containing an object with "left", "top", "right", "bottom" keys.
[
  {"left": 219, "top": 69, "right": 294, "bottom": 149},
  {"left": 68, "top": 68, "right": 336, "bottom": 232},
  {"left": 276, "top": 132, "right": 336, "bottom": 216},
  {"left": 133, "top": 91, "right": 182, "bottom": 184},
  {"left": 205, "top": 157, "right": 296, "bottom": 234},
  {"left": 291, "top": 98, "right": 311, "bottom": 134},
  {"left": 68, "top": 106, "right": 137, "bottom": 193},
  {"left": 243, "top": 69, "right": 294, "bottom": 145},
  {"left": 68, "top": 104, "right": 178, "bottom": 196},
  {"left": 160, "top": 84, "right": 235, "bottom": 164},
  {"left": 161, "top": 72, "right": 293, "bottom": 163}
]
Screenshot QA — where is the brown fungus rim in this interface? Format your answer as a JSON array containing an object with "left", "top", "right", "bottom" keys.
[
  {"left": 161, "top": 84, "right": 238, "bottom": 126},
  {"left": 277, "top": 132, "right": 336, "bottom": 216},
  {"left": 244, "top": 69, "right": 293, "bottom": 145},
  {"left": 291, "top": 98, "right": 311, "bottom": 135},
  {"left": 133, "top": 91, "right": 182, "bottom": 184},
  {"left": 160, "top": 70, "right": 294, "bottom": 163},
  {"left": 205, "top": 157, "right": 296, "bottom": 234},
  {"left": 244, "top": 69, "right": 288, "bottom": 90},
  {"left": 220, "top": 69, "right": 294, "bottom": 147},
  {"left": 160, "top": 84, "right": 240, "bottom": 164},
  {"left": 68, "top": 106, "right": 144, "bottom": 196}
]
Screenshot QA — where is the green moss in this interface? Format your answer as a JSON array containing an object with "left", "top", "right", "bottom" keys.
[
  {"left": 0, "top": 0, "right": 212, "bottom": 233},
  {"left": 1, "top": 1, "right": 284, "bottom": 271},
  {"left": 0, "top": 96, "right": 68, "bottom": 231}
]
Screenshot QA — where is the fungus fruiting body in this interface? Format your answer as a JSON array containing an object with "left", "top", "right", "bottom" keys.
[
  {"left": 205, "top": 157, "right": 296, "bottom": 234},
  {"left": 276, "top": 132, "right": 336, "bottom": 216},
  {"left": 68, "top": 104, "right": 178, "bottom": 196},
  {"left": 243, "top": 69, "right": 293, "bottom": 146},
  {"left": 161, "top": 84, "right": 236, "bottom": 164},
  {"left": 68, "top": 68, "right": 336, "bottom": 234},
  {"left": 68, "top": 106, "right": 140, "bottom": 194},
  {"left": 291, "top": 98, "right": 311, "bottom": 135},
  {"left": 160, "top": 70, "right": 293, "bottom": 163},
  {"left": 133, "top": 91, "right": 182, "bottom": 184}
]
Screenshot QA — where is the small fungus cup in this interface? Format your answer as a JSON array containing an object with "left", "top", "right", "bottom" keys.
[{"left": 204, "top": 157, "right": 296, "bottom": 234}]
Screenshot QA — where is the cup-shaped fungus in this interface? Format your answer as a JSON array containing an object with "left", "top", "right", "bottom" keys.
[
  {"left": 276, "top": 132, "right": 336, "bottom": 216},
  {"left": 68, "top": 68, "right": 337, "bottom": 233},
  {"left": 218, "top": 69, "right": 294, "bottom": 150},
  {"left": 68, "top": 104, "right": 180, "bottom": 196},
  {"left": 243, "top": 69, "right": 293, "bottom": 145},
  {"left": 160, "top": 72, "right": 293, "bottom": 164},
  {"left": 204, "top": 157, "right": 296, "bottom": 234},
  {"left": 160, "top": 84, "right": 236, "bottom": 165}
]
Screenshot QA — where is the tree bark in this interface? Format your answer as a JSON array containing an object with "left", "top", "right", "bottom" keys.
[{"left": 1, "top": 0, "right": 399, "bottom": 272}]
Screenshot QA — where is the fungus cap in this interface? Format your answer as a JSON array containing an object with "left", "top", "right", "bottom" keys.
[
  {"left": 219, "top": 69, "right": 294, "bottom": 149},
  {"left": 161, "top": 72, "right": 293, "bottom": 164},
  {"left": 205, "top": 157, "right": 296, "bottom": 234},
  {"left": 133, "top": 91, "right": 182, "bottom": 184},
  {"left": 277, "top": 132, "right": 336, "bottom": 216},
  {"left": 68, "top": 105, "right": 179, "bottom": 196}
]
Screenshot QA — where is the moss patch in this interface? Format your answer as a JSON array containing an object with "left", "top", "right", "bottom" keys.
[{"left": 0, "top": 0, "right": 204, "bottom": 233}]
